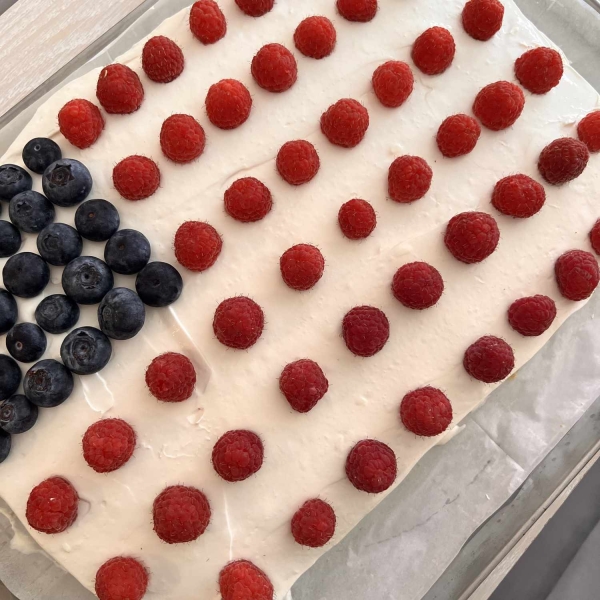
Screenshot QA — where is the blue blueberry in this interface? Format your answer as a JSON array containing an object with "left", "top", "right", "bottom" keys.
[
  {"left": 136, "top": 261, "right": 183, "bottom": 307},
  {"left": 0, "top": 220, "right": 22, "bottom": 257},
  {"left": 98, "top": 287, "right": 145, "bottom": 340},
  {"left": 0, "top": 355, "right": 21, "bottom": 400},
  {"left": 104, "top": 229, "right": 151, "bottom": 275},
  {"left": 22, "top": 138, "right": 62, "bottom": 174},
  {"left": 0, "top": 164, "right": 32, "bottom": 201},
  {"left": 6, "top": 323, "right": 47, "bottom": 363},
  {"left": 75, "top": 199, "right": 120, "bottom": 242},
  {"left": 61, "top": 326, "right": 112, "bottom": 375},
  {"left": 42, "top": 159, "right": 92, "bottom": 207},
  {"left": 37, "top": 223, "right": 82, "bottom": 266},
  {"left": 23, "top": 359, "right": 74, "bottom": 408},
  {"left": 9, "top": 190, "right": 55, "bottom": 233},
  {"left": 0, "top": 290, "right": 17, "bottom": 335},
  {"left": 0, "top": 430, "right": 10, "bottom": 463},
  {"left": 3, "top": 252, "right": 50, "bottom": 298},
  {"left": 35, "top": 294, "right": 79, "bottom": 334},
  {"left": 62, "top": 256, "right": 113, "bottom": 304},
  {"left": 0, "top": 395, "right": 38, "bottom": 434}
]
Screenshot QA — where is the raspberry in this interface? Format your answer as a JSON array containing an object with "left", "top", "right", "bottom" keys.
[
  {"left": 590, "top": 219, "right": 600, "bottom": 255},
  {"left": 83, "top": 418, "right": 136, "bottom": 473},
  {"left": 291, "top": 499, "right": 336, "bottom": 547},
  {"left": 321, "top": 98, "right": 369, "bottom": 148},
  {"left": 437, "top": 114, "right": 481, "bottom": 157},
  {"left": 225, "top": 177, "right": 272, "bottom": 222},
  {"left": 235, "top": 0, "right": 273, "bottom": 17},
  {"left": 508, "top": 295, "right": 557, "bottom": 336},
  {"left": 276, "top": 140, "right": 320, "bottom": 185},
  {"left": 372, "top": 61, "right": 414, "bottom": 108},
  {"left": 95, "top": 557, "right": 148, "bottom": 600},
  {"left": 145, "top": 352, "right": 196, "bottom": 402},
  {"left": 113, "top": 155, "right": 160, "bottom": 201},
  {"left": 392, "top": 262, "right": 444, "bottom": 310},
  {"left": 345, "top": 439, "right": 397, "bottom": 493},
  {"left": 160, "top": 114, "right": 206, "bottom": 163},
  {"left": 58, "top": 99, "right": 104, "bottom": 149},
  {"left": 174, "top": 221, "right": 222, "bottom": 272},
  {"left": 153, "top": 485, "right": 211, "bottom": 544},
  {"left": 462, "top": 0, "right": 504, "bottom": 41},
  {"left": 336, "top": 0, "right": 378, "bottom": 22},
  {"left": 388, "top": 155, "right": 433, "bottom": 203},
  {"left": 213, "top": 297, "right": 264, "bottom": 349},
  {"left": 279, "top": 359, "right": 329, "bottom": 413},
  {"left": 212, "top": 430, "right": 264, "bottom": 482},
  {"left": 412, "top": 27, "right": 456, "bottom": 76},
  {"left": 491, "top": 174, "right": 546, "bottom": 218},
  {"left": 538, "top": 138, "right": 589, "bottom": 185},
  {"left": 251, "top": 43, "right": 298, "bottom": 93},
  {"left": 473, "top": 81, "right": 525, "bottom": 131},
  {"left": 515, "top": 47, "right": 563, "bottom": 94},
  {"left": 400, "top": 387, "right": 453, "bottom": 437},
  {"left": 280, "top": 244, "right": 325, "bottom": 291},
  {"left": 96, "top": 64, "right": 144, "bottom": 114},
  {"left": 189, "top": 0, "right": 227, "bottom": 44},
  {"left": 578, "top": 111, "right": 600, "bottom": 153},
  {"left": 26, "top": 476, "right": 78, "bottom": 534},
  {"left": 294, "top": 16, "right": 336, "bottom": 59},
  {"left": 142, "top": 36, "right": 184, "bottom": 83},
  {"left": 463, "top": 335, "right": 515, "bottom": 383},
  {"left": 205, "top": 79, "right": 252, "bottom": 130},
  {"left": 338, "top": 198, "right": 376, "bottom": 240},
  {"left": 342, "top": 306, "right": 389, "bottom": 357},
  {"left": 219, "top": 560, "right": 274, "bottom": 600},
  {"left": 555, "top": 249, "right": 600, "bottom": 301},
  {"left": 445, "top": 211, "right": 500, "bottom": 264}
]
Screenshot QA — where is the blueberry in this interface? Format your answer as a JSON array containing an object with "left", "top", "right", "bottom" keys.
[
  {"left": 35, "top": 294, "right": 79, "bottom": 334},
  {"left": 0, "top": 164, "right": 32, "bottom": 201},
  {"left": 37, "top": 223, "right": 82, "bottom": 266},
  {"left": 0, "top": 395, "right": 38, "bottom": 434},
  {"left": 3, "top": 252, "right": 50, "bottom": 298},
  {"left": 62, "top": 256, "right": 113, "bottom": 304},
  {"left": 136, "top": 262, "right": 183, "bottom": 307},
  {"left": 104, "top": 229, "right": 151, "bottom": 275},
  {"left": 42, "top": 159, "right": 92, "bottom": 207},
  {"left": 22, "top": 138, "right": 62, "bottom": 174},
  {"left": 9, "top": 190, "right": 55, "bottom": 233},
  {"left": 23, "top": 359, "right": 74, "bottom": 408},
  {"left": 61, "top": 326, "right": 112, "bottom": 375},
  {"left": 0, "top": 355, "right": 21, "bottom": 400},
  {"left": 98, "top": 287, "right": 145, "bottom": 340},
  {"left": 75, "top": 199, "right": 120, "bottom": 242},
  {"left": 0, "top": 290, "right": 17, "bottom": 334},
  {"left": 6, "top": 323, "right": 47, "bottom": 363},
  {"left": 0, "top": 221, "right": 22, "bottom": 257}
]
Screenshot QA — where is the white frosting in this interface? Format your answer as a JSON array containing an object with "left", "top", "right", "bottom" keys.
[{"left": 0, "top": 0, "right": 599, "bottom": 598}]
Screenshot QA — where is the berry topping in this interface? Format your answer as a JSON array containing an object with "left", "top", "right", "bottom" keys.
[
  {"left": 75, "top": 199, "right": 120, "bottom": 242},
  {"left": 346, "top": 439, "right": 397, "bottom": 493},
  {"left": 146, "top": 352, "right": 196, "bottom": 402},
  {"left": 279, "top": 359, "right": 329, "bottom": 413},
  {"left": 388, "top": 155, "right": 433, "bottom": 203},
  {"left": 98, "top": 288, "right": 146, "bottom": 341},
  {"left": 555, "top": 249, "right": 600, "bottom": 301},
  {"left": 235, "top": 0, "right": 274, "bottom": 17},
  {"left": 62, "top": 256, "right": 114, "bottom": 305},
  {"left": 9, "top": 190, "right": 55, "bottom": 233},
  {"left": 22, "top": 138, "right": 61, "bottom": 175},
  {"left": 105, "top": 229, "right": 151, "bottom": 275},
  {"left": 538, "top": 138, "right": 590, "bottom": 185},
  {"left": 462, "top": 0, "right": 504, "bottom": 41},
  {"left": 320, "top": 98, "right": 369, "bottom": 148},
  {"left": 342, "top": 306, "right": 390, "bottom": 357},
  {"left": 508, "top": 295, "right": 557, "bottom": 336},
  {"left": 220, "top": 560, "right": 274, "bottom": 600},
  {"left": 294, "top": 16, "right": 336, "bottom": 59},
  {"left": 437, "top": 114, "right": 481, "bottom": 157},
  {"left": 291, "top": 498, "right": 336, "bottom": 547},
  {"left": 23, "top": 359, "right": 73, "bottom": 408},
  {"left": 444, "top": 211, "right": 500, "bottom": 264},
  {"left": 412, "top": 26, "right": 456, "bottom": 75},
  {"left": 37, "top": 223, "right": 83, "bottom": 266},
  {"left": 0, "top": 221, "right": 22, "bottom": 258},
  {"left": 0, "top": 290, "right": 18, "bottom": 335},
  {"left": 491, "top": 174, "right": 546, "bottom": 218},
  {"left": 113, "top": 155, "right": 160, "bottom": 201},
  {"left": 276, "top": 140, "right": 320, "bottom": 185},
  {"left": 392, "top": 262, "right": 444, "bottom": 310},
  {"left": 0, "top": 355, "right": 20, "bottom": 401},
  {"left": 213, "top": 297, "right": 264, "bottom": 349},
  {"left": 3, "top": 252, "right": 50, "bottom": 298},
  {"left": 61, "top": 327, "right": 112, "bottom": 375},
  {"left": 336, "top": 0, "right": 378, "bottom": 22},
  {"left": 400, "top": 386, "right": 453, "bottom": 436},
  {"left": 42, "top": 158, "right": 92, "bottom": 207},
  {"left": 225, "top": 177, "right": 272, "bottom": 222},
  {"left": 590, "top": 219, "right": 600, "bottom": 255},
  {"left": 7, "top": 322, "right": 46, "bottom": 363},
  {"left": 212, "top": 430, "right": 264, "bottom": 482},
  {"left": 35, "top": 294, "right": 80, "bottom": 334},
  {"left": 252, "top": 43, "right": 298, "bottom": 93},
  {"left": 142, "top": 35, "right": 184, "bottom": 83},
  {"left": 372, "top": 60, "right": 414, "bottom": 108},
  {"left": 26, "top": 476, "right": 78, "bottom": 534},
  {"left": 0, "top": 164, "right": 32, "bottom": 201},
  {"left": 160, "top": 114, "right": 206, "bottom": 163},
  {"left": 463, "top": 335, "right": 515, "bottom": 383},
  {"left": 190, "top": 0, "right": 227, "bottom": 44},
  {"left": 0, "top": 430, "right": 9, "bottom": 463},
  {"left": 83, "top": 418, "right": 136, "bottom": 473},
  {"left": 135, "top": 262, "right": 183, "bottom": 307},
  {"left": 473, "top": 81, "right": 525, "bottom": 131},
  {"left": 96, "top": 64, "right": 144, "bottom": 114},
  {"left": 58, "top": 99, "right": 104, "bottom": 149},
  {"left": 206, "top": 79, "right": 252, "bottom": 130},
  {"left": 578, "top": 111, "right": 600, "bottom": 153},
  {"left": 174, "top": 221, "right": 222, "bottom": 272},
  {"left": 0, "top": 394, "right": 38, "bottom": 435},
  {"left": 95, "top": 557, "right": 148, "bottom": 600},
  {"left": 515, "top": 47, "right": 563, "bottom": 94},
  {"left": 280, "top": 244, "right": 325, "bottom": 291},
  {"left": 338, "top": 198, "right": 376, "bottom": 240}
]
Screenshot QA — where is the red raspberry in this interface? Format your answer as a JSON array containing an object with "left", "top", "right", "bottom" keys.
[
  {"left": 153, "top": 485, "right": 211, "bottom": 544},
  {"left": 491, "top": 174, "right": 546, "bottom": 218},
  {"left": 280, "top": 244, "right": 325, "bottom": 291},
  {"left": 388, "top": 155, "right": 433, "bottom": 203},
  {"left": 279, "top": 359, "right": 329, "bottom": 413},
  {"left": 95, "top": 557, "right": 148, "bottom": 600},
  {"left": 141, "top": 36, "right": 184, "bottom": 83},
  {"left": 515, "top": 47, "right": 563, "bottom": 95},
  {"left": 82, "top": 418, "right": 136, "bottom": 473},
  {"left": 212, "top": 430, "right": 264, "bottom": 482},
  {"left": 342, "top": 306, "right": 390, "bottom": 357},
  {"left": 219, "top": 560, "right": 274, "bottom": 600},
  {"left": 294, "top": 16, "right": 336, "bottom": 60},
  {"left": 412, "top": 27, "right": 456, "bottom": 76},
  {"left": 235, "top": 0, "right": 273, "bottom": 17},
  {"left": 205, "top": 79, "right": 252, "bottom": 130},
  {"left": 578, "top": 111, "right": 600, "bottom": 153},
  {"left": 174, "top": 221, "right": 222, "bottom": 272},
  {"left": 26, "top": 476, "right": 78, "bottom": 534},
  {"left": 400, "top": 386, "right": 453, "bottom": 437},
  {"left": 189, "top": 0, "right": 227, "bottom": 44},
  {"left": 276, "top": 140, "right": 320, "bottom": 185},
  {"left": 538, "top": 138, "right": 590, "bottom": 185},
  {"left": 113, "top": 155, "right": 160, "bottom": 201},
  {"left": 372, "top": 61, "right": 414, "bottom": 108},
  {"left": 463, "top": 335, "right": 515, "bottom": 383},
  {"left": 345, "top": 439, "right": 397, "bottom": 493},
  {"left": 437, "top": 114, "right": 481, "bottom": 158},
  {"left": 338, "top": 198, "right": 376, "bottom": 240},
  {"left": 58, "top": 99, "right": 104, "bottom": 149},
  {"left": 160, "top": 114, "right": 206, "bottom": 163},
  {"left": 321, "top": 98, "right": 369, "bottom": 148},
  {"left": 96, "top": 64, "right": 144, "bottom": 114},
  {"left": 251, "top": 43, "right": 298, "bottom": 93},
  {"left": 444, "top": 211, "right": 499, "bottom": 264},
  {"left": 225, "top": 177, "right": 272, "bottom": 222},
  {"left": 291, "top": 498, "right": 336, "bottom": 547},
  {"left": 145, "top": 352, "right": 196, "bottom": 402},
  {"left": 392, "top": 262, "right": 444, "bottom": 310},
  {"left": 462, "top": 0, "right": 504, "bottom": 41},
  {"left": 508, "top": 295, "right": 557, "bottom": 336},
  {"left": 473, "top": 81, "right": 525, "bottom": 131},
  {"left": 555, "top": 249, "right": 600, "bottom": 301},
  {"left": 213, "top": 297, "right": 264, "bottom": 349},
  {"left": 336, "top": 0, "right": 378, "bottom": 22},
  {"left": 590, "top": 219, "right": 600, "bottom": 255}
]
